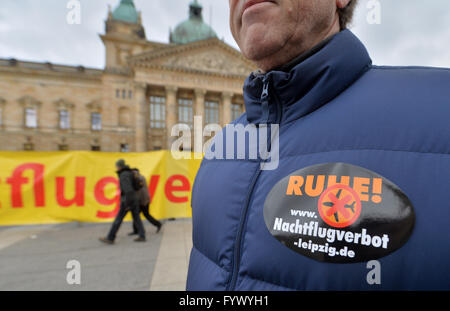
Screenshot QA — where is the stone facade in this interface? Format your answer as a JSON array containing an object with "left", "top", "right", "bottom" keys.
[{"left": 0, "top": 3, "right": 254, "bottom": 152}]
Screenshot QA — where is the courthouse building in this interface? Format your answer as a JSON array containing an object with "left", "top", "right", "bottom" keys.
[{"left": 0, "top": 0, "right": 254, "bottom": 152}]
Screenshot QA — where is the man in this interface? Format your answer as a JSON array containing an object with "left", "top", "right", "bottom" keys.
[
  {"left": 187, "top": 0, "right": 450, "bottom": 290},
  {"left": 129, "top": 168, "right": 162, "bottom": 235},
  {"left": 100, "top": 159, "right": 146, "bottom": 244}
]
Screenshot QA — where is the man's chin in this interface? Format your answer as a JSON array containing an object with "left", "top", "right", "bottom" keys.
[
  {"left": 242, "top": 46, "right": 270, "bottom": 64},
  {"left": 240, "top": 34, "right": 283, "bottom": 65}
]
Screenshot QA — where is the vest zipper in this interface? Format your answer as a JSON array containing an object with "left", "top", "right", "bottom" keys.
[
  {"left": 227, "top": 75, "right": 280, "bottom": 290},
  {"left": 260, "top": 76, "right": 270, "bottom": 123}
]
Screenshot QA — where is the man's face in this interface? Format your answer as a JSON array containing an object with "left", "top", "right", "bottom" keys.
[{"left": 229, "top": 0, "right": 338, "bottom": 69}]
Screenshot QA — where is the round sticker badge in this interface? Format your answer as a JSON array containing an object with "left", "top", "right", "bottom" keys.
[{"left": 263, "top": 163, "right": 415, "bottom": 263}]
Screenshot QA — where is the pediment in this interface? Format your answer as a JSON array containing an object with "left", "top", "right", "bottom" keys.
[
  {"left": 130, "top": 38, "right": 255, "bottom": 77},
  {"left": 54, "top": 98, "right": 75, "bottom": 109},
  {"left": 18, "top": 96, "right": 41, "bottom": 107}
]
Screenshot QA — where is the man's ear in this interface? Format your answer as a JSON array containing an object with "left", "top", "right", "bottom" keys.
[{"left": 336, "top": 0, "right": 352, "bottom": 9}]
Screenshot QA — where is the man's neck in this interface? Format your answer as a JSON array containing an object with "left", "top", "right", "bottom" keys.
[
  {"left": 275, "top": 34, "right": 336, "bottom": 72},
  {"left": 256, "top": 13, "right": 341, "bottom": 73}
]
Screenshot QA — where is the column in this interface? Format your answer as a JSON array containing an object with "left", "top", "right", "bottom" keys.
[
  {"left": 194, "top": 89, "right": 206, "bottom": 153},
  {"left": 134, "top": 82, "right": 148, "bottom": 152},
  {"left": 222, "top": 92, "right": 233, "bottom": 126},
  {"left": 194, "top": 89, "right": 206, "bottom": 118},
  {"left": 165, "top": 85, "right": 178, "bottom": 148}
]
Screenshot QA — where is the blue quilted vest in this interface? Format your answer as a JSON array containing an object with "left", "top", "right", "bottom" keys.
[{"left": 186, "top": 30, "right": 450, "bottom": 290}]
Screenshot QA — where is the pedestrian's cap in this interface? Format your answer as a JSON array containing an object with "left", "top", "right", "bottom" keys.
[{"left": 115, "top": 159, "right": 126, "bottom": 168}]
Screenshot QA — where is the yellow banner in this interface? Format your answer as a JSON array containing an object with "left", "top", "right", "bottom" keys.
[{"left": 0, "top": 151, "right": 202, "bottom": 226}]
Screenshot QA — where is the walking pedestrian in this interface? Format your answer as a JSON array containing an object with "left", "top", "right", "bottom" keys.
[
  {"left": 128, "top": 168, "right": 162, "bottom": 235},
  {"left": 99, "top": 159, "right": 146, "bottom": 244}
]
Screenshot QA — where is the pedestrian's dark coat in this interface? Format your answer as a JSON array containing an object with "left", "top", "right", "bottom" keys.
[{"left": 117, "top": 166, "right": 138, "bottom": 207}]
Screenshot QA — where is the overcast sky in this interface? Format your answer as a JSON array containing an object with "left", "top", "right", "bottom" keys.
[{"left": 0, "top": 0, "right": 449, "bottom": 69}]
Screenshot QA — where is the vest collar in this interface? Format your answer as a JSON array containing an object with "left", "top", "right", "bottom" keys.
[{"left": 243, "top": 30, "right": 372, "bottom": 125}]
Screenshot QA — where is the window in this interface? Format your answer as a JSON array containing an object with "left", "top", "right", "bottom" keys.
[
  {"left": 116, "top": 89, "right": 132, "bottom": 100},
  {"left": 59, "top": 144, "right": 69, "bottom": 151},
  {"left": 153, "top": 146, "right": 162, "bottom": 151},
  {"left": 205, "top": 101, "right": 219, "bottom": 124},
  {"left": 91, "top": 112, "right": 102, "bottom": 131},
  {"left": 231, "top": 103, "right": 243, "bottom": 121},
  {"left": 59, "top": 110, "right": 70, "bottom": 129},
  {"left": 150, "top": 96, "right": 166, "bottom": 129},
  {"left": 178, "top": 98, "right": 193, "bottom": 128},
  {"left": 91, "top": 145, "right": 101, "bottom": 151},
  {"left": 120, "top": 144, "right": 129, "bottom": 153},
  {"left": 25, "top": 108, "right": 37, "bottom": 128},
  {"left": 24, "top": 142, "right": 34, "bottom": 151}
]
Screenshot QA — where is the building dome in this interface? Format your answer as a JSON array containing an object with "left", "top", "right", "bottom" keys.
[
  {"left": 112, "top": 0, "right": 139, "bottom": 24},
  {"left": 170, "top": 0, "right": 217, "bottom": 44}
]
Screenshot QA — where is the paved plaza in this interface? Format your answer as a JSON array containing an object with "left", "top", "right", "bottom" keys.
[{"left": 0, "top": 219, "right": 192, "bottom": 291}]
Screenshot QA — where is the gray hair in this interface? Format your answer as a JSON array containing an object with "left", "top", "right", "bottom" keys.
[{"left": 338, "top": 0, "right": 358, "bottom": 29}]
